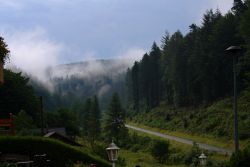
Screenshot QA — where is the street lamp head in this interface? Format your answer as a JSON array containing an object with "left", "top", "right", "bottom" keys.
[
  {"left": 106, "top": 141, "right": 120, "bottom": 162},
  {"left": 198, "top": 152, "right": 207, "bottom": 159},
  {"left": 199, "top": 152, "right": 207, "bottom": 166},
  {"left": 225, "top": 46, "right": 242, "bottom": 54}
]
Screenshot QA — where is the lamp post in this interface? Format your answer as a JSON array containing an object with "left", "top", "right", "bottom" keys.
[
  {"left": 198, "top": 152, "right": 207, "bottom": 166},
  {"left": 106, "top": 141, "right": 120, "bottom": 167},
  {"left": 225, "top": 46, "right": 242, "bottom": 153}
]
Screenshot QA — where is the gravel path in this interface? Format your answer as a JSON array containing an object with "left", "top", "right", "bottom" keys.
[{"left": 126, "top": 124, "right": 232, "bottom": 155}]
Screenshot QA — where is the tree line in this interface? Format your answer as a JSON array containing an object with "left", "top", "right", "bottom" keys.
[{"left": 126, "top": 0, "right": 250, "bottom": 112}]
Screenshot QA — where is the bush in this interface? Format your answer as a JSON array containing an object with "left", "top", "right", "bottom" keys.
[
  {"left": 184, "top": 142, "right": 201, "bottom": 166},
  {"left": 151, "top": 140, "right": 170, "bottom": 163},
  {"left": 127, "top": 133, "right": 152, "bottom": 151},
  {"left": 168, "top": 153, "right": 185, "bottom": 164},
  {"left": 14, "top": 110, "right": 37, "bottom": 136},
  {"left": 228, "top": 147, "right": 250, "bottom": 167},
  {"left": 91, "top": 142, "right": 107, "bottom": 159},
  {"left": 0, "top": 163, "right": 16, "bottom": 167},
  {"left": 0, "top": 137, "right": 110, "bottom": 167}
]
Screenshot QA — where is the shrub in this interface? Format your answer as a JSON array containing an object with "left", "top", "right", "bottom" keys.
[
  {"left": 184, "top": 142, "right": 201, "bottom": 166},
  {"left": 127, "top": 133, "right": 152, "bottom": 151},
  {"left": 116, "top": 157, "right": 126, "bottom": 167},
  {"left": 151, "top": 140, "right": 170, "bottom": 163},
  {"left": 228, "top": 147, "right": 250, "bottom": 167},
  {"left": 0, "top": 137, "right": 110, "bottom": 167},
  {"left": 168, "top": 153, "right": 185, "bottom": 164},
  {"left": 0, "top": 163, "right": 16, "bottom": 167}
]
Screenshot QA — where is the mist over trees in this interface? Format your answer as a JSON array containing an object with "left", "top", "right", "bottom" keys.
[
  {"left": 126, "top": 0, "right": 250, "bottom": 112},
  {"left": 29, "top": 59, "right": 127, "bottom": 112}
]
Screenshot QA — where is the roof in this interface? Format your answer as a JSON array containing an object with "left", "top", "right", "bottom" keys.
[{"left": 44, "top": 131, "right": 82, "bottom": 147}]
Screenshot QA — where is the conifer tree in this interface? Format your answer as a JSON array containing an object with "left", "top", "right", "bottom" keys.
[
  {"left": 125, "top": 2, "right": 250, "bottom": 111},
  {"left": 232, "top": 0, "right": 247, "bottom": 16},
  {"left": 103, "top": 93, "right": 128, "bottom": 145},
  {"left": 239, "top": 0, "right": 250, "bottom": 90},
  {"left": 149, "top": 42, "right": 161, "bottom": 107},
  {"left": 87, "top": 95, "right": 101, "bottom": 145},
  {"left": 82, "top": 98, "right": 91, "bottom": 136},
  {"left": 131, "top": 62, "right": 140, "bottom": 112},
  {"left": 140, "top": 53, "right": 151, "bottom": 108}
]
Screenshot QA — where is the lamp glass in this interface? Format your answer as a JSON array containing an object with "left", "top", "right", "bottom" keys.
[{"left": 106, "top": 142, "right": 120, "bottom": 161}]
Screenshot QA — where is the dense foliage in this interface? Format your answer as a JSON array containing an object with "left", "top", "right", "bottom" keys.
[
  {"left": 30, "top": 60, "right": 127, "bottom": 112},
  {"left": 103, "top": 93, "right": 128, "bottom": 146},
  {"left": 0, "top": 36, "right": 9, "bottom": 63},
  {"left": 45, "top": 108, "right": 80, "bottom": 137},
  {"left": 228, "top": 145, "right": 250, "bottom": 167},
  {"left": 0, "top": 70, "right": 39, "bottom": 118},
  {"left": 14, "top": 110, "right": 36, "bottom": 135},
  {"left": 151, "top": 140, "right": 170, "bottom": 163}
]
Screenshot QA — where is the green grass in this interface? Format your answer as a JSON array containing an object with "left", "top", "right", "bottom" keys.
[
  {"left": 128, "top": 122, "right": 235, "bottom": 150},
  {"left": 0, "top": 136, "right": 110, "bottom": 167},
  {"left": 128, "top": 129, "right": 192, "bottom": 153},
  {"left": 124, "top": 130, "right": 230, "bottom": 166},
  {"left": 129, "top": 94, "right": 250, "bottom": 151},
  {"left": 119, "top": 150, "right": 186, "bottom": 167},
  {"left": 128, "top": 127, "right": 231, "bottom": 163},
  {"left": 76, "top": 135, "right": 187, "bottom": 167}
]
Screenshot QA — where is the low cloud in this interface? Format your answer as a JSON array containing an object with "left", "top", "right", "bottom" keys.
[
  {"left": 117, "top": 47, "right": 146, "bottom": 65},
  {"left": 1, "top": 27, "right": 145, "bottom": 92},
  {"left": 0, "top": 0, "right": 24, "bottom": 10},
  {"left": 2, "top": 27, "right": 63, "bottom": 85},
  {"left": 98, "top": 84, "right": 111, "bottom": 97},
  {"left": 51, "top": 47, "right": 145, "bottom": 79}
]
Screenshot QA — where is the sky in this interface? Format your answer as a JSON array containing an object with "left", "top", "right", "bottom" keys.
[{"left": 0, "top": 0, "right": 234, "bottom": 78}]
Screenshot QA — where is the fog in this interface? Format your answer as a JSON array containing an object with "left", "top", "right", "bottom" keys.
[{"left": 1, "top": 27, "right": 145, "bottom": 92}]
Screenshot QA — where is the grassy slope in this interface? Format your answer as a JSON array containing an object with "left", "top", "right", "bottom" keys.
[
  {"left": 0, "top": 136, "right": 110, "bottom": 167},
  {"left": 129, "top": 93, "right": 250, "bottom": 150},
  {"left": 120, "top": 150, "right": 186, "bottom": 167},
  {"left": 120, "top": 130, "right": 229, "bottom": 167},
  {"left": 128, "top": 122, "right": 234, "bottom": 150}
]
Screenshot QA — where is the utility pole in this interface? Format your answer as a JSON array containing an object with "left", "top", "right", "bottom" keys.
[
  {"left": 225, "top": 46, "right": 242, "bottom": 153},
  {"left": 233, "top": 54, "right": 239, "bottom": 152},
  {"left": 40, "top": 96, "right": 45, "bottom": 135}
]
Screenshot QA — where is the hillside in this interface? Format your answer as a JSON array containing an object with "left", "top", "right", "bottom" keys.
[
  {"left": 124, "top": 2, "right": 250, "bottom": 147},
  {"left": 0, "top": 136, "right": 110, "bottom": 167},
  {"left": 130, "top": 91, "right": 250, "bottom": 144},
  {"left": 30, "top": 59, "right": 131, "bottom": 111}
]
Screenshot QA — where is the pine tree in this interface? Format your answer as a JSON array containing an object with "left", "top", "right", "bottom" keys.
[
  {"left": 140, "top": 53, "right": 151, "bottom": 108},
  {"left": 149, "top": 42, "right": 161, "bottom": 107},
  {"left": 163, "top": 31, "right": 187, "bottom": 107},
  {"left": 239, "top": 0, "right": 250, "bottom": 92},
  {"left": 232, "top": 0, "right": 247, "bottom": 16},
  {"left": 82, "top": 98, "right": 92, "bottom": 136},
  {"left": 131, "top": 62, "right": 140, "bottom": 112},
  {"left": 86, "top": 95, "right": 101, "bottom": 146},
  {"left": 161, "top": 32, "right": 174, "bottom": 104},
  {"left": 103, "top": 93, "right": 128, "bottom": 145}
]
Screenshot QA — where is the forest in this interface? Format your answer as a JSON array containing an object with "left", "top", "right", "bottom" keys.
[
  {"left": 126, "top": 0, "right": 250, "bottom": 112},
  {"left": 0, "top": 0, "right": 250, "bottom": 167}
]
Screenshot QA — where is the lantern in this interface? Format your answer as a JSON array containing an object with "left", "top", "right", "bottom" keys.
[{"left": 106, "top": 141, "right": 120, "bottom": 167}]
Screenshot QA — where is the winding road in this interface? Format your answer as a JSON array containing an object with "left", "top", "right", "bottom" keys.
[{"left": 126, "top": 124, "right": 232, "bottom": 155}]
